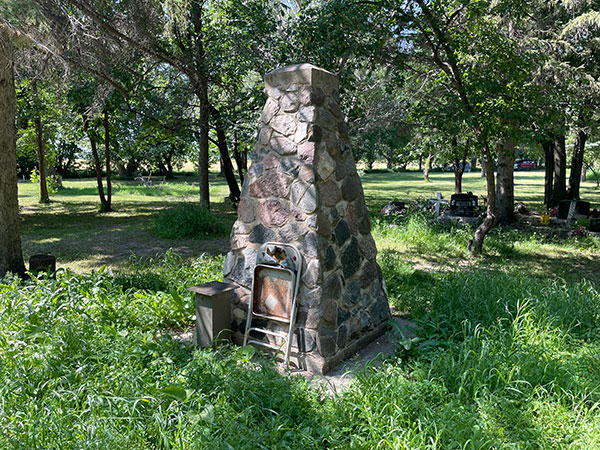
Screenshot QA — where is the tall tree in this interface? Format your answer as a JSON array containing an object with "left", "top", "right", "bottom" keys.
[
  {"left": 393, "top": 0, "right": 535, "bottom": 252},
  {"left": 25, "top": 0, "right": 285, "bottom": 209},
  {"left": 0, "top": 25, "right": 26, "bottom": 277}
]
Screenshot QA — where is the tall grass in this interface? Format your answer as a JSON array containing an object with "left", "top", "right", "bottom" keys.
[
  {"left": 2, "top": 256, "right": 600, "bottom": 448},
  {"left": 335, "top": 271, "right": 600, "bottom": 448}
]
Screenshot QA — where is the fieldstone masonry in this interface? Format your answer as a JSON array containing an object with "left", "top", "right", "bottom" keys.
[{"left": 223, "top": 63, "right": 390, "bottom": 373}]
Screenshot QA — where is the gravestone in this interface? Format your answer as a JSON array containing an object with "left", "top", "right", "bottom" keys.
[
  {"left": 558, "top": 200, "right": 590, "bottom": 220},
  {"left": 29, "top": 254, "right": 56, "bottom": 275},
  {"left": 223, "top": 64, "right": 390, "bottom": 374},
  {"left": 449, "top": 192, "right": 478, "bottom": 217}
]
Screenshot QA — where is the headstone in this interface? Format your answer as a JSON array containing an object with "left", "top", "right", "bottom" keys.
[
  {"left": 29, "top": 254, "right": 56, "bottom": 275},
  {"left": 449, "top": 192, "right": 478, "bottom": 217},
  {"left": 558, "top": 200, "right": 590, "bottom": 220},
  {"left": 381, "top": 201, "right": 406, "bottom": 216}
]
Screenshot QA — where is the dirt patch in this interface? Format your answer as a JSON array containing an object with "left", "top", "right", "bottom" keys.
[{"left": 22, "top": 226, "right": 230, "bottom": 271}]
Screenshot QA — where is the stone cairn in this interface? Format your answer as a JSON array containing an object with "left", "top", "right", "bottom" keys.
[{"left": 223, "top": 64, "right": 390, "bottom": 373}]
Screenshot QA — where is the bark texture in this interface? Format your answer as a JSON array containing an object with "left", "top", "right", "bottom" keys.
[
  {"left": 0, "top": 29, "right": 26, "bottom": 277},
  {"left": 550, "top": 134, "right": 567, "bottom": 207},
  {"left": 191, "top": 1, "right": 210, "bottom": 209},
  {"left": 468, "top": 150, "right": 497, "bottom": 254},
  {"left": 568, "top": 126, "right": 587, "bottom": 200},
  {"left": 495, "top": 140, "right": 515, "bottom": 224},
  {"left": 543, "top": 140, "right": 554, "bottom": 207}
]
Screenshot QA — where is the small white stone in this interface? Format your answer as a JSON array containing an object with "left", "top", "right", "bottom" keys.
[
  {"left": 257, "top": 127, "right": 272, "bottom": 145},
  {"left": 299, "top": 185, "right": 317, "bottom": 213},
  {"left": 295, "top": 122, "right": 309, "bottom": 143},
  {"left": 266, "top": 87, "right": 282, "bottom": 100},
  {"left": 281, "top": 92, "right": 299, "bottom": 112},
  {"left": 233, "top": 308, "right": 246, "bottom": 320},
  {"left": 291, "top": 180, "right": 308, "bottom": 206},
  {"left": 261, "top": 98, "right": 279, "bottom": 124},
  {"left": 223, "top": 253, "right": 235, "bottom": 276}
]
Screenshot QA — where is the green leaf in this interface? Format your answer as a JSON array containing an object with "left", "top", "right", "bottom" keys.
[
  {"left": 160, "top": 385, "right": 187, "bottom": 402},
  {"left": 237, "top": 345, "right": 256, "bottom": 362}
]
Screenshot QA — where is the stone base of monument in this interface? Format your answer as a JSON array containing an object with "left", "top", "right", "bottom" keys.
[{"left": 231, "top": 319, "right": 388, "bottom": 374}]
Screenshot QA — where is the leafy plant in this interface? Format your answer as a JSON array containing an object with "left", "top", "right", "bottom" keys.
[
  {"left": 30, "top": 168, "right": 61, "bottom": 196},
  {"left": 153, "top": 204, "right": 227, "bottom": 239}
]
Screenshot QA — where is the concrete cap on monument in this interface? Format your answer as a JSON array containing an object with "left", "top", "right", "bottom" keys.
[{"left": 265, "top": 64, "right": 339, "bottom": 93}]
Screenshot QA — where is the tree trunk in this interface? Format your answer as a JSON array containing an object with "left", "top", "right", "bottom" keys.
[
  {"left": 35, "top": 114, "right": 50, "bottom": 203},
  {"left": 568, "top": 126, "right": 587, "bottom": 200},
  {"left": 480, "top": 159, "right": 486, "bottom": 178},
  {"left": 103, "top": 109, "right": 112, "bottom": 210},
  {"left": 218, "top": 155, "right": 225, "bottom": 177},
  {"left": 452, "top": 139, "right": 467, "bottom": 194},
  {"left": 418, "top": 155, "right": 422, "bottom": 171},
  {"left": 542, "top": 140, "right": 554, "bottom": 207},
  {"left": 117, "top": 161, "right": 127, "bottom": 177},
  {"left": 550, "top": 134, "right": 567, "bottom": 207},
  {"left": 165, "top": 144, "right": 175, "bottom": 179},
  {"left": 197, "top": 82, "right": 210, "bottom": 209},
  {"left": 495, "top": 140, "right": 515, "bottom": 224},
  {"left": 453, "top": 158, "right": 463, "bottom": 194},
  {"left": 215, "top": 125, "right": 241, "bottom": 203},
  {"left": 581, "top": 166, "right": 587, "bottom": 183},
  {"left": 469, "top": 146, "right": 497, "bottom": 254},
  {"left": 33, "top": 82, "right": 49, "bottom": 203},
  {"left": 0, "top": 29, "right": 26, "bottom": 277},
  {"left": 423, "top": 153, "right": 432, "bottom": 181},
  {"left": 232, "top": 136, "right": 245, "bottom": 186},
  {"left": 191, "top": 1, "right": 210, "bottom": 209},
  {"left": 83, "top": 116, "right": 109, "bottom": 211},
  {"left": 470, "top": 157, "right": 477, "bottom": 171}
]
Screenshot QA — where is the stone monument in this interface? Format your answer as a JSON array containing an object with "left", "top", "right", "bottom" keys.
[{"left": 223, "top": 64, "right": 390, "bottom": 373}]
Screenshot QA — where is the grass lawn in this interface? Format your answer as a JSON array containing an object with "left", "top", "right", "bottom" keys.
[{"left": 3, "top": 169, "right": 600, "bottom": 448}]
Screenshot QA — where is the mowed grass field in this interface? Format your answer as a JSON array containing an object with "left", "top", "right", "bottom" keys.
[
  {"left": 4, "top": 169, "right": 600, "bottom": 448},
  {"left": 17, "top": 169, "right": 600, "bottom": 274}
]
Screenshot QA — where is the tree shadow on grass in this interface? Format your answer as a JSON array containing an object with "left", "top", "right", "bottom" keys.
[{"left": 20, "top": 199, "right": 236, "bottom": 270}]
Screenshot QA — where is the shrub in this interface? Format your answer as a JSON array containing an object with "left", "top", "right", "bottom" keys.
[{"left": 153, "top": 203, "right": 227, "bottom": 239}]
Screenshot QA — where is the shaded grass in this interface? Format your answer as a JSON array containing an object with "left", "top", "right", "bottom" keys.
[
  {"left": 18, "top": 175, "right": 235, "bottom": 271},
  {"left": 153, "top": 204, "right": 228, "bottom": 239}
]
